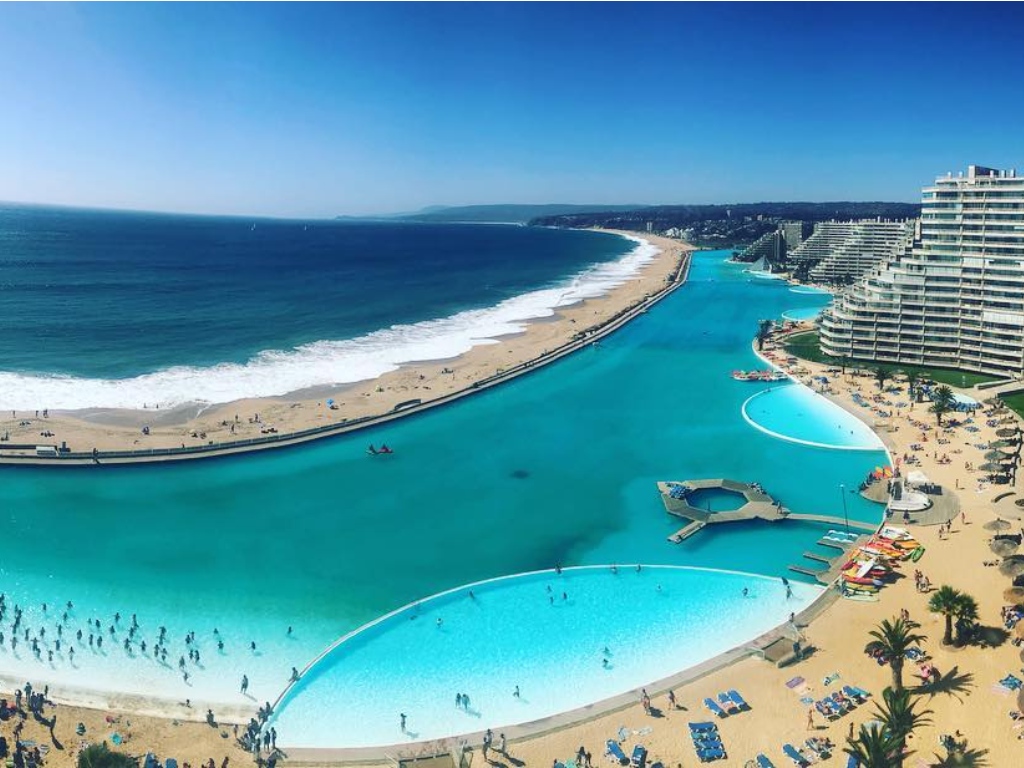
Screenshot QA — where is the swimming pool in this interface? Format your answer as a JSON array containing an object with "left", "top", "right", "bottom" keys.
[
  {"left": 270, "top": 566, "right": 819, "bottom": 748},
  {"left": 742, "top": 384, "right": 885, "bottom": 451},
  {"left": 686, "top": 487, "right": 747, "bottom": 512},
  {"left": 781, "top": 306, "right": 826, "bottom": 322}
]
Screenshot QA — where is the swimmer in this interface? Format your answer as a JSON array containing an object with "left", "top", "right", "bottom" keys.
[
  {"left": 436, "top": 617, "right": 443, "bottom": 627},
  {"left": 742, "top": 587, "right": 749, "bottom": 597}
]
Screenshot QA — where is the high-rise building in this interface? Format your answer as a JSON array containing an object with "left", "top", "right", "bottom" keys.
[
  {"left": 788, "top": 220, "right": 916, "bottom": 285},
  {"left": 820, "top": 165, "right": 1024, "bottom": 377}
]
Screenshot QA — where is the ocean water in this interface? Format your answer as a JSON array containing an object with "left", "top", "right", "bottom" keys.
[
  {"left": 0, "top": 244, "right": 887, "bottom": 743},
  {"left": 0, "top": 206, "right": 645, "bottom": 408}
]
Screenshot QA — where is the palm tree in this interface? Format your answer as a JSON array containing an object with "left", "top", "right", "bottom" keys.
[
  {"left": 864, "top": 616, "right": 927, "bottom": 691},
  {"left": 953, "top": 592, "right": 980, "bottom": 646},
  {"left": 874, "top": 366, "right": 891, "bottom": 392},
  {"left": 904, "top": 370, "right": 920, "bottom": 403},
  {"left": 844, "top": 723, "right": 901, "bottom": 768},
  {"left": 871, "top": 687, "right": 933, "bottom": 768},
  {"left": 928, "top": 585, "right": 962, "bottom": 646},
  {"left": 930, "top": 384, "right": 956, "bottom": 426},
  {"left": 755, "top": 319, "right": 773, "bottom": 351}
]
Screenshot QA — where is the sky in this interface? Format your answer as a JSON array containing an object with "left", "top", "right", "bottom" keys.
[{"left": 0, "top": 2, "right": 1022, "bottom": 218}]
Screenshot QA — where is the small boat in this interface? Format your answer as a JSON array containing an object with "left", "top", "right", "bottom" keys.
[
  {"left": 910, "top": 546, "right": 926, "bottom": 562},
  {"left": 367, "top": 444, "right": 395, "bottom": 456},
  {"left": 843, "top": 592, "right": 879, "bottom": 602}
]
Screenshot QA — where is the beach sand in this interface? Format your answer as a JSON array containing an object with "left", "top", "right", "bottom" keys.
[{"left": 0, "top": 232, "right": 690, "bottom": 460}]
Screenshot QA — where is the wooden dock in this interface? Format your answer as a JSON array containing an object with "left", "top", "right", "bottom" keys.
[
  {"left": 657, "top": 480, "right": 880, "bottom": 548},
  {"left": 668, "top": 520, "right": 706, "bottom": 543}
]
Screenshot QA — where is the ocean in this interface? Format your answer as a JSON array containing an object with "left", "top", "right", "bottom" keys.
[{"left": 0, "top": 205, "right": 645, "bottom": 409}]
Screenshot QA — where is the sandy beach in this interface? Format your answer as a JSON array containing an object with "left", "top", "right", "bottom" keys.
[{"left": 0, "top": 232, "right": 690, "bottom": 463}]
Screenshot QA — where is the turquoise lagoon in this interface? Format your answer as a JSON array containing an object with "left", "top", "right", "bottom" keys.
[
  {"left": 0, "top": 249, "right": 882, "bottom": 741},
  {"left": 742, "top": 385, "right": 885, "bottom": 451}
]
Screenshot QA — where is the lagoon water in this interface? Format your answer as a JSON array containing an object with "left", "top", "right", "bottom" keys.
[{"left": 0, "top": 226, "right": 887, "bottom": 744}]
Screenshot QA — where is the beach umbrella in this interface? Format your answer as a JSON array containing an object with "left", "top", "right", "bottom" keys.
[
  {"left": 990, "top": 440, "right": 1015, "bottom": 450},
  {"left": 991, "top": 539, "right": 1019, "bottom": 557},
  {"left": 1001, "top": 556, "right": 1024, "bottom": 578},
  {"left": 986, "top": 450, "right": 1015, "bottom": 461},
  {"left": 998, "top": 428, "right": 1021, "bottom": 438},
  {"left": 980, "top": 461, "right": 1008, "bottom": 473},
  {"left": 985, "top": 519, "right": 1013, "bottom": 532},
  {"left": 1004, "top": 587, "right": 1024, "bottom": 605}
]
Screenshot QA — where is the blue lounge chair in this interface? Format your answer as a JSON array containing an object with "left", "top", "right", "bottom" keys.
[
  {"left": 166, "top": 760, "right": 179, "bottom": 768},
  {"left": 606, "top": 740, "right": 628, "bottom": 766},
  {"left": 717, "top": 692, "right": 739, "bottom": 714},
  {"left": 755, "top": 756, "right": 776, "bottom": 768},
  {"left": 630, "top": 745, "right": 646, "bottom": 768},
  {"left": 843, "top": 685, "right": 870, "bottom": 700},
  {"left": 781, "top": 744, "right": 808, "bottom": 767},
  {"left": 695, "top": 745, "right": 726, "bottom": 763},
  {"left": 692, "top": 733, "right": 723, "bottom": 748},
  {"left": 689, "top": 722, "right": 718, "bottom": 733},
  {"left": 727, "top": 689, "right": 750, "bottom": 710},
  {"left": 144, "top": 754, "right": 160, "bottom": 768},
  {"left": 703, "top": 697, "right": 728, "bottom": 718},
  {"left": 846, "top": 756, "right": 860, "bottom": 768},
  {"left": 805, "top": 738, "right": 831, "bottom": 759}
]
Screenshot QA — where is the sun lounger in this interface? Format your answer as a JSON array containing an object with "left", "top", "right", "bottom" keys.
[
  {"left": 782, "top": 745, "right": 809, "bottom": 767},
  {"left": 144, "top": 754, "right": 159, "bottom": 768},
  {"left": 814, "top": 700, "right": 839, "bottom": 720},
  {"left": 606, "top": 740, "right": 629, "bottom": 766},
  {"left": 843, "top": 685, "right": 870, "bottom": 700},
  {"left": 703, "top": 697, "right": 728, "bottom": 718},
  {"left": 755, "top": 756, "right": 776, "bottom": 768},
  {"left": 727, "top": 689, "right": 750, "bottom": 710},
  {"left": 846, "top": 756, "right": 860, "bottom": 768},
  {"left": 630, "top": 745, "right": 647, "bottom": 768},
  {"left": 829, "top": 693, "right": 854, "bottom": 713},
  {"left": 689, "top": 722, "right": 718, "bottom": 733},
  {"left": 695, "top": 745, "right": 726, "bottom": 763},
  {"left": 805, "top": 739, "right": 831, "bottom": 759},
  {"left": 166, "top": 760, "right": 179, "bottom": 768},
  {"left": 717, "top": 693, "right": 739, "bottom": 714}
]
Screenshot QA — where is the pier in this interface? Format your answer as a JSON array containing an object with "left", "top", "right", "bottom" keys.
[{"left": 658, "top": 479, "right": 881, "bottom": 575}]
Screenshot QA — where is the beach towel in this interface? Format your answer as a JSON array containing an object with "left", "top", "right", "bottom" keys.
[{"left": 785, "top": 676, "right": 805, "bottom": 689}]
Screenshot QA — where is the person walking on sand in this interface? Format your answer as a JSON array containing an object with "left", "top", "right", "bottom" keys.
[
  {"left": 668, "top": 689, "right": 677, "bottom": 709},
  {"left": 807, "top": 707, "right": 814, "bottom": 730},
  {"left": 241, "top": 674, "right": 249, "bottom": 694},
  {"left": 400, "top": 713, "right": 407, "bottom": 732}
]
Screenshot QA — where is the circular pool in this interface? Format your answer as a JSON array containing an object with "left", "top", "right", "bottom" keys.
[
  {"left": 742, "top": 384, "right": 884, "bottom": 451},
  {"left": 270, "top": 566, "right": 819, "bottom": 748}
]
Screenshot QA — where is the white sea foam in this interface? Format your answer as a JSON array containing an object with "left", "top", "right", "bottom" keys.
[{"left": 1, "top": 235, "right": 658, "bottom": 411}]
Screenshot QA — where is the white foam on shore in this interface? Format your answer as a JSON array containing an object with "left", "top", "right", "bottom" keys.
[{"left": 0, "top": 236, "right": 658, "bottom": 411}]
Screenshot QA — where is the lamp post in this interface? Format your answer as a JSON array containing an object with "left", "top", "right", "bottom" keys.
[{"left": 840, "top": 483, "right": 850, "bottom": 534}]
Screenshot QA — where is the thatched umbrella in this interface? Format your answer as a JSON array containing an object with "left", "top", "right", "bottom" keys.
[
  {"left": 992, "top": 538, "right": 1020, "bottom": 557},
  {"left": 1001, "top": 556, "right": 1024, "bottom": 578},
  {"left": 998, "top": 427, "right": 1021, "bottom": 438},
  {"left": 1005, "top": 587, "right": 1024, "bottom": 605},
  {"left": 990, "top": 440, "right": 1015, "bottom": 449},
  {"left": 985, "top": 518, "right": 1014, "bottom": 532},
  {"left": 986, "top": 449, "right": 1015, "bottom": 461},
  {"left": 981, "top": 461, "right": 1009, "bottom": 473}
]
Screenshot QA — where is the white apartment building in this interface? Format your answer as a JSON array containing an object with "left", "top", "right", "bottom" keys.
[{"left": 820, "top": 165, "right": 1024, "bottom": 377}]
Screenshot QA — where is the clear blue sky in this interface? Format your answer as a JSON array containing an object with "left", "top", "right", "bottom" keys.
[{"left": 1, "top": 2, "right": 1022, "bottom": 217}]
